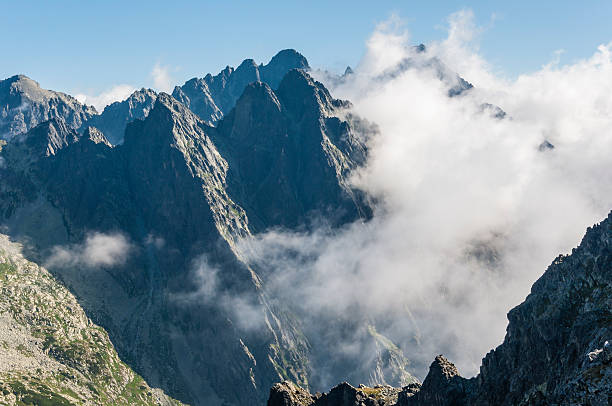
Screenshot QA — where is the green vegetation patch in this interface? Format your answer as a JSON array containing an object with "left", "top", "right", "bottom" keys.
[{"left": 9, "top": 380, "right": 72, "bottom": 406}]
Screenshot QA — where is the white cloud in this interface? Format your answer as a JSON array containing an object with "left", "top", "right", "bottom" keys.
[
  {"left": 150, "top": 63, "right": 174, "bottom": 93},
  {"left": 46, "top": 232, "right": 132, "bottom": 268},
  {"left": 172, "top": 254, "right": 266, "bottom": 331},
  {"left": 75, "top": 84, "right": 137, "bottom": 112},
  {"left": 233, "top": 11, "right": 612, "bottom": 386}
]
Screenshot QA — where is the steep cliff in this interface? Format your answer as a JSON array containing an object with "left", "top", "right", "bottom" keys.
[{"left": 214, "top": 70, "right": 370, "bottom": 231}]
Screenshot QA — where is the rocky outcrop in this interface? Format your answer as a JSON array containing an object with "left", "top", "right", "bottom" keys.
[
  {"left": 84, "top": 88, "right": 157, "bottom": 145},
  {"left": 402, "top": 356, "right": 470, "bottom": 406},
  {"left": 172, "top": 49, "right": 309, "bottom": 124},
  {"left": 269, "top": 212, "right": 612, "bottom": 406},
  {"left": 260, "top": 49, "right": 310, "bottom": 89},
  {"left": 0, "top": 75, "right": 96, "bottom": 140},
  {"left": 0, "top": 234, "right": 182, "bottom": 405},
  {"left": 268, "top": 381, "right": 405, "bottom": 406}
]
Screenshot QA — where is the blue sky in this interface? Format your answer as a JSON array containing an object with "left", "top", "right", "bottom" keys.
[{"left": 1, "top": 1, "right": 611, "bottom": 97}]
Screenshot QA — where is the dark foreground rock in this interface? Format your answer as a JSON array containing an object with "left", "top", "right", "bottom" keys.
[
  {"left": 268, "top": 381, "right": 408, "bottom": 406},
  {"left": 269, "top": 212, "right": 612, "bottom": 406}
]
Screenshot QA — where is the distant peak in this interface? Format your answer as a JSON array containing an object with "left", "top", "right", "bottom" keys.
[
  {"left": 237, "top": 58, "right": 258, "bottom": 69},
  {"left": 134, "top": 87, "right": 157, "bottom": 96},
  {"left": 276, "top": 68, "right": 348, "bottom": 114},
  {"left": 279, "top": 68, "right": 311, "bottom": 86},
  {"left": 236, "top": 81, "right": 281, "bottom": 111},
  {"left": 151, "top": 92, "right": 200, "bottom": 124},
  {"left": 268, "top": 49, "right": 310, "bottom": 70},
  {"left": 278, "top": 69, "right": 316, "bottom": 92},
  {"left": 2, "top": 74, "right": 41, "bottom": 90},
  {"left": 4, "top": 74, "right": 35, "bottom": 84}
]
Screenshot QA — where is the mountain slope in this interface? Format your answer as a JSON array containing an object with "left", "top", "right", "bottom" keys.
[
  {"left": 268, "top": 211, "right": 612, "bottom": 405},
  {"left": 0, "top": 75, "right": 96, "bottom": 140},
  {"left": 0, "top": 233, "right": 182, "bottom": 405}
]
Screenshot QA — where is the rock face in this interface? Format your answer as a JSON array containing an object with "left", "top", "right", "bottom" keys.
[
  {"left": 269, "top": 212, "right": 612, "bottom": 406},
  {"left": 214, "top": 70, "right": 370, "bottom": 230},
  {"left": 0, "top": 234, "right": 182, "bottom": 405},
  {"left": 0, "top": 75, "right": 96, "bottom": 140},
  {"left": 465, "top": 210, "right": 612, "bottom": 405},
  {"left": 85, "top": 88, "right": 157, "bottom": 145},
  {"left": 172, "top": 49, "right": 309, "bottom": 124}
]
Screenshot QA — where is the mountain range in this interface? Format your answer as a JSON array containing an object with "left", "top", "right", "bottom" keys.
[
  {"left": 0, "top": 50, "right": 395, "bottom": 405},
  {"left": 0, "top": 48, "right": 610, "bottom": 406}
]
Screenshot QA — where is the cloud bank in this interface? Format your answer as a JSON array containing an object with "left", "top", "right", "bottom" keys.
[
  {"left": 46, "top": 232, "right": 132, "bottom": 269},
  {"left": 232, "top": 10, "right": 612, "bottom": 386}
]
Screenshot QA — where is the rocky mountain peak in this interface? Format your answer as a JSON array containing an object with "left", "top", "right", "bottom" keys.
[
  {"left": 0, "top": 74, "right": 96, "bottom": 140},
  {"left": 276, "top": 69, "right": 345, "bottom": 119},
  {"left": 2, "top": 74, "right": 45, "bottom": 99},
  {"left": 153, "top": 92, "right": 196, "bottom": 120},
  {"left": 261, "top": 49, "right": 310, "bottom": 89},
  {"left": 426, "top": 356, "right": 459, "bottom": 382},
  {"left": 212, "top": 69, "right": 369, "bottom": 231},
  {"left": 235, "top": 82, "right": 282, "bottom": 113},
  {"left": 124, "top": 92, "right": 204, "bottom": 148},
  {"left": 174, "top": 49, "right": 311, "bottom": 125},
  {"left": 267, "top": 49, "right": 309, "bottom": 69},
  {"left": 403, "top": 356, "right": 467, "bottom": 406},
  {"left": 84, "top": 87, "right": 158, "bottom": 145},
  {"left": 21, "top": 117, "right": 80, "bottom": 158}
]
